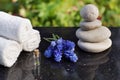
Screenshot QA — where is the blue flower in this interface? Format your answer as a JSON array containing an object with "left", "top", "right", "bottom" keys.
[
  {"left": 44, "top": 49, "right": 52, "bottom": 58},
  {"left": 44, "top": 42, "right": 55, "bottom": 58},
  {"left": 56, "top": 44, "right": 63, "bottom": 51},
  {"left": 64, "top": 50, "right": 78, "bottom": 62},
  {"left": 56, "top": 38, "right": 63, "bottom": 44},
  {"left": 64, "top": 50, "right": 73, "bottom": 57},
  {"left": 69, "top": 54, "right": 78, "bottom": 62},
  {"left": 53, "top": 49, "right": 62, "bottom": 62},
  {"left": 63, "top": 40, "right": 75, "bottom": 51},
  {"left": 44, "top": 37, "right": 78, "bottom": 63},
  {"left": 50, "top": 41, "right": 56, "bottom": 47},
  {"left": 54, "top": 55, "right": 62, "bottom": 62},
  {"left": 55, "top": 38, "right": 63, "bottom": 51}
]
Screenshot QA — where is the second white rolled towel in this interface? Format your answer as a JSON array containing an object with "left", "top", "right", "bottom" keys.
[
  {"left": 0, "top": 37, "right": 22, "bottom": 67},
  {"left": 0, "top": 11, "right": 32, "bottom": 43},
  {"left": 22, "top": 30, "right": 41, "bottom": 52}
]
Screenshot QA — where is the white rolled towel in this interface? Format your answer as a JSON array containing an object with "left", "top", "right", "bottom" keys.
[
  {"left": 0, "top": 37, "right": 22, "bottom": 67},
  {"left": 22, "top": 29, "right": 41, "bottom": 52},
  {"left": 0, "top": 11, "right": 32, "bottom": 43}
]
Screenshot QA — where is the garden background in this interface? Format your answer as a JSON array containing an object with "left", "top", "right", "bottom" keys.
[{"left": 0, "top": 0, "right": 120, "bottom": 27}]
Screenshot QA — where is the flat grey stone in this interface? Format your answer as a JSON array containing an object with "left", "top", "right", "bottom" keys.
[
  {"left": 80, "top": 4, "right": 99, "bottom": 21},
  {"left": 76, "top": 26, "right": 111, "bottom": 42},
  {"left": 80, "top": 20, "right": 102, "bottom": 31},
  {"left": 77, "top": 39, "right": 112, "bottom": 53}
]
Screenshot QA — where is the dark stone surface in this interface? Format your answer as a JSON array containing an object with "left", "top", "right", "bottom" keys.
[
  {"left": 0, "top": 27, "right": 120, "bottom": 80},
  {"left": 0, "top": 51, "right": 35, "bottom": 80}
]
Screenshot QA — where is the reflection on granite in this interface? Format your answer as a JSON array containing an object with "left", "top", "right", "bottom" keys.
[
  {"left": 33, "top": 51, "right": 41, "bottom": 80},
  {"left": 7, "top": 52, "right": 35, "bottom": 80},
  {"left": 76, "top": 48, "right": 111, "bottom": 80},
  {"left": 40, "top": 48, "right": 111, "bottom": 80},
  {"left": 0, "top": 27, "right": 120, "bottom": 80}
]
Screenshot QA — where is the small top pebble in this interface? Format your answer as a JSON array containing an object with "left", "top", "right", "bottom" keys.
[{"left": 80, "top": 4, "right": 99, "bottom": 21}]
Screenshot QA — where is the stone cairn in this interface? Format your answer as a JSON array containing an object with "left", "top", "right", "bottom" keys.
[{"left": 76, "top": 4, "right": 112, "bottom": 53}]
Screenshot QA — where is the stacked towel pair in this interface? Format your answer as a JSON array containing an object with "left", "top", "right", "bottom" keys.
[{"left": 0, "top": 11, "right": 41, "bottom": 67}]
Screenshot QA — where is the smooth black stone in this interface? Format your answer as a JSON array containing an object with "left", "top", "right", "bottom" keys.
[{"left": 0, "top": 27, "right": 120, "bottom": 80}]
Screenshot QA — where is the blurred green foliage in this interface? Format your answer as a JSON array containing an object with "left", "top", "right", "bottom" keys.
[{"left": 0, "top": 0, "right": 120, "bottom": 27}]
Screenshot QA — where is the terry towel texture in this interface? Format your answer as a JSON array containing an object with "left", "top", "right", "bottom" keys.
[
  {"left": 0, "top": 11, "right": 32, "bottom": 42},
  {"left": 0, "top": 11, "right": 41, "bottom": 67},
  {"left": 0, "top": 37, "right": 22, "bottom": 67},
  {"left": 0, "top": 11, "right": 41, "bottom": 51},
  {"left": 22, "top": 30, "right": 41, "bottom": 51}
]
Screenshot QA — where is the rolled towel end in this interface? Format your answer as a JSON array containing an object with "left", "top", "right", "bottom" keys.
[
  {"left": 22, "top": 29, "right": 41, "bottom": 52},
  {"left": 0, "top": 38, "right": 22, "bottom": 67}
]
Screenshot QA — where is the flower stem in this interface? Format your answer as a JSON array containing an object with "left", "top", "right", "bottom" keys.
[{"left": 43, "top": 34, "right": 60, "bottom": 42}]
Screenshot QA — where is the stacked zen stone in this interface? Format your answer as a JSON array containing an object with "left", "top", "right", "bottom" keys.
[{"left": 76, "top": 4, "right": 112, "bottom": 53}]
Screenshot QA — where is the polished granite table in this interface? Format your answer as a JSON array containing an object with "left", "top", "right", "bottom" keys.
[{"left": 0, "top": 27, "right": 120, "bottom": 80}]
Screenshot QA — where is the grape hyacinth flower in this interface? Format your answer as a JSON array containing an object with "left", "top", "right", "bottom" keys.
[
  {"left": 44, "top": 41, "right": 56, "bottom": 58},
  {"left": 53, "top": 49, "right": 62, "bottom": 62},
  {"left": 44, "top": 34, "right": 78, "bottom": 62}
]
